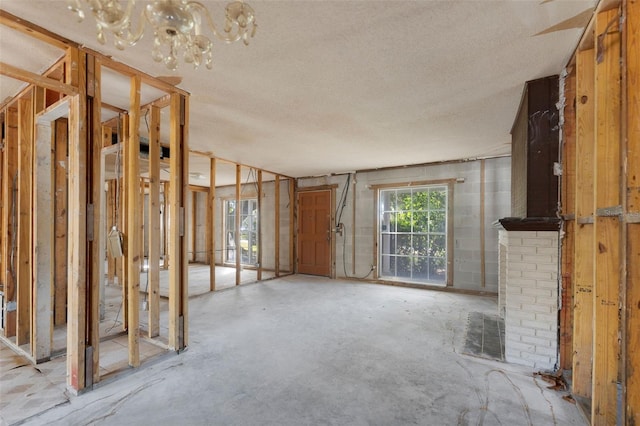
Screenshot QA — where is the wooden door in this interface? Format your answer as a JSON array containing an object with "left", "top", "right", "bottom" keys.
[{"left": 297, "top": 190, "right": 331, "bottom": 276}]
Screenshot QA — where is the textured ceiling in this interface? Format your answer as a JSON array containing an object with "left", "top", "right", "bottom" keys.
[{"left": 1, "top": 0, "right": 595, "bottom": 179}]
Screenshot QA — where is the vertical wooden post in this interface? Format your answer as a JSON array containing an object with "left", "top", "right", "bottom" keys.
[
  {"left": 126, "top": 75, "right": 141, "bottom": 368},
  {"left": 257, "top": 170, "right": 263, "bottom": 281},
  {"left": 235, "top": 164, "right": 241, "bottom": 285},
  {"left": 625, "top": 0, "right": 639, "bottom": 421},
  {"left": 120, "top": 114, "right": 129, "bottom": 330},
  {"left": 275, "top": 175, "right": 280, "bottom": 277},
  {"left": 66, "top": 48, "right": 88, "bottom": 392},
  {"left": 16, "top": 94, "right": 33, "bottom": 346},
  {"left": 480, "top": 160, "right": 486, "bottom": 288},
  {"left": 192, "top": 190, "right": 197, "bottom": 262},
  {"left": 163, "top": 181, "right": 170, "bottom": 270},
  {"left": 104, "top": 127, "right": 115, "bottom": 286},
  {"left": 209, "top": 158, "right": 216, "bottom": 291},
  {"left": 1, "top": 107, "right": 18, "bottom": 337},
  {"left": 148, "top": 106, "right": 161, "bottom": 338},
  {"left": 592, "top": 9, "right": 621, "bottom": 424},
  {"left": 289, "top": 178, "right": 295, "bottom": 274},
  {"left": 573, "top": 47, "right": 596, "bottom": 399},
  {"left": 53, "top": 118, "right": 68, "bottom": 326},
  {"left": 168, "top": 93, "right": 188, "bottom": 351}
]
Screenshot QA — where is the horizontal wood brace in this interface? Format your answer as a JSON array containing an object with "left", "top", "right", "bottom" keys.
[
  {"left": 577, "top": 216, "right": 595, "bottom": 224},
  {"left": 595, "top": 205, "right": 623, "bottom": 217}
]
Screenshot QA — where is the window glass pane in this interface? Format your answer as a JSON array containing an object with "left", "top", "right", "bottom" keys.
[
  {"left": 396, "top": 256, "right": 411, "bottom": 278},
  {"left": 413, "top": 211, "right": 428, "bottom": 233},
  {"left": 378, "top": 184, "right": 448, "bottom": 285}
]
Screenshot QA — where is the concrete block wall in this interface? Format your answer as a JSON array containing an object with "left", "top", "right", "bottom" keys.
[
  {"left": 504, "top": 231, "right": 559, "bottom": 370},
  {"left": 298, "top": 157, "right": 511, "bottom": 292}
]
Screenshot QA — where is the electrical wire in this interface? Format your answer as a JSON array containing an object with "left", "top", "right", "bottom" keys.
[
  {"left": 341, "top": 223, "right": 374, "bottom": 279},
  {"left": 335, "top": 174, "right": 351, "bottom": 227}
]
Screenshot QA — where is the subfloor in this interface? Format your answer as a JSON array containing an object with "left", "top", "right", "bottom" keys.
[{"left": 2, "top": 275, "right": 586, "bottom": 426}]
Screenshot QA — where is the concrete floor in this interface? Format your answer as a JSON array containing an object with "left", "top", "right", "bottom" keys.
[{"left": 5, "top": 275, "right": 585, "bottom": 425}]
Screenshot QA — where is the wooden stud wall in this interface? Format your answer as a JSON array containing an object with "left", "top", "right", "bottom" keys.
[
  {"left": 208, "top": 158, "right": 216, "bottom": 291},
  {"left": 148, "top": 106, "right": 161, "bottom": 338},
  {"left": 592, "top": 9, "right": 621, "bottom": 423},
  {"left": 16, "top": 94, "right": 33, "bottom": 346},
  {"left": 126, "top": 75, "right": 141, "bottom": 368},
  {"left": 53, "top": 119, "right": 68, "bottom": 325},
  {"left": 573, "top": 48, "right": 596, "bottom": 400},
  {"left": 2, "top": 107, "right": 18, "bottom": 337},
  {"left": 625, "top": 0, "right": 639, "bottom": 422},
  {"left": 66, "top": 48, "right": 88, "bottom": 391}
]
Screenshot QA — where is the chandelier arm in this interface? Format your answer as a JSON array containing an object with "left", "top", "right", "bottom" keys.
[
  {"left": 91, "top": 0, "right": 136, "bottom": 33},
  {"left": 125, "top": 8, "right": 147, "bottom": 45},
  {"left": 188, "top": 1, "right": 242, "bottom": 43}
]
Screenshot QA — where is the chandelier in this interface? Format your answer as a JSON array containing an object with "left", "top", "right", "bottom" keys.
[{"left": 67, "top": 0, "right": 257, "bottom": 70}]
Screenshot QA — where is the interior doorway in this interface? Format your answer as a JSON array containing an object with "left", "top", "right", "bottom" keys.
[{"left": 297, "top": 189, "right": 332, "bottom": 277}]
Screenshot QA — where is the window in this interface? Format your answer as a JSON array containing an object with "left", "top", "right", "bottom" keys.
[
  {"left": 379, "top": 185, "right": 448, "bottom": 285},
  {"left": 225, "top": 199, "right": 259, "bottom": 266}
]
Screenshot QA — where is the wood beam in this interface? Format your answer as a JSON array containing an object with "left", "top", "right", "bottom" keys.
[
  {"left": 573, "top": 47, "right": 596, "bottom": 399},
  {"left": 289, "top": 179, "right": 295, "bottom": 274},
  {"left": 16, "top": 94, "right": 34, "bottom": 346},
  {"left": 209, "top": 158, "right": 216, "bottom": 291},
  {"left": 87, "top": 56, "right": 102, "bottom": 384},
  {"left": 0, "top": 10, "right": 76, "bottom": 51},
  {"left": 625, "top": 0, "right": 640, "bottom": 422},
  {"left": 257, "top": 170, "right": 263, "bottom": 281},
  {"left": 592, "top": 9, "right": 622, "bottom": 423},
  {"left": 235, "top": 164, "right": 241, "bottom": 286},
  {"left": 275, "top": 175, "right": 280, "bottom": 277},
  {"left": 148, "top": 105, "right": 161, "bottom": 338},
  {"left": 126, "top": 75, "right": 141, "bottom": 368},
  {"left": 163, "top": 181, "right": 169, "bottom": 270},
  {"left": 168, "top": 93, "right": 187, "bottom": 352},
  {"left": 66, "top": 49, "right": 88, "bottom": 392},
  {"left": 0, "top": 62, "right": 78, "bottom": 97},
  {"left": 2, "top": 107, "right": 18, "bottom": 337},
  {"left": 192, "top": 191, "right": 197, "bottom": 263}
]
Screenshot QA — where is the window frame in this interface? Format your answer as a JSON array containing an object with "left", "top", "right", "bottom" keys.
[
  {"left": 223, "top": 197, "right": 259, "bottom": 267},
  {"left": 373, "top": 179, "right": 454, "bottom": 286}
]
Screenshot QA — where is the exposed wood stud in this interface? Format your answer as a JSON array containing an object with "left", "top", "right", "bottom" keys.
[
  {"left": 625, "top": 0, "right": 639, "bottom": 421},
  {"left": 275, "top": 175, "right": 281, "bottom": 277},
  {"left": 126, "top": 74, "right": 141, "bottom": 368},
  {"left": 209, "top": 158, "right": 216, "bottom": 291},
  {"left": 168, "top": 93, "right": 188, "bottom": 352},
  {"left": 480, "top": 159, "right": 486, "bottom": 288},
  {"left": 16, "top": 94, "right": 34, "bottom": 346},
  {"left": 289, "top": 178, "right": 295, "bottom": 274},
  {"left": 257, "top": 170, "right": 263, "bottom": 281},
  {"left": 1, "top": 107, "right": 18, "bottom": 337},
  {"left": 572, "top": 47, "right": 596, "bottom": 400},
  {"left": 592, "top": 9, "right": 621, "bottom": 423},
  {"left": 192, "top": 191, "right": 197, "bottom": 263},
  {"left": 51, "top": 118, "right": 67, "bottom": 326},
  {"left": 0, "top": 62, "right": 78, "bottom": 97},
  {"left": 66, "top": 48, "right": 88, "bottom": 392},
  {"left": 148, "top": 105, "right": 161, "bottom": 338},
  {"left": 235, "top": 164, "right": 241, "bottom": 286}
]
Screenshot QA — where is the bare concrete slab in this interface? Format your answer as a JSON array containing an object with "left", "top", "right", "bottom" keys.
[{"left": 15, "top": 276, "right": 586, "bottom": 425}]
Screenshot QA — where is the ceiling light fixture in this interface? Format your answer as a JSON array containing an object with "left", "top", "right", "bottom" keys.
[{"left": 67, "top": 0, "right": 257, "bottom": 70}]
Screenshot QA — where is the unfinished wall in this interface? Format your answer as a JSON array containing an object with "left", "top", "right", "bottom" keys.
[
  {"left": 212, "top": 179, "right": 292, "bottom": 272},
  {"left": 297, "top": 156, "right": 511, "bottom": 292}
]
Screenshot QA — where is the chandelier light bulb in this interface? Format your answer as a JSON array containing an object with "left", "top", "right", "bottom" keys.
[{"left": 67, "top": 0, "right": 257, "bottom": 71}]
